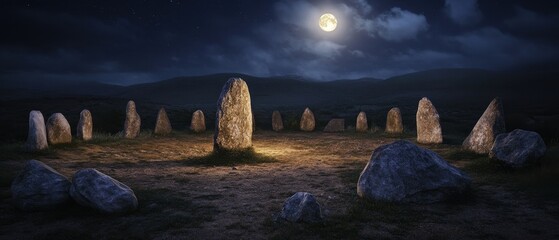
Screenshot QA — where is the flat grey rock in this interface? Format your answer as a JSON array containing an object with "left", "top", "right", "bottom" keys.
[{"left": 278, "top": 192, "right": 323, "bottom": 223}]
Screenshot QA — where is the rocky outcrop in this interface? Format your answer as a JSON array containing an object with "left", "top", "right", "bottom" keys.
[
  {"left": 24, "top": 111, "right": 48, "bottom": 151},
  {"left": 490, "top": 129, "right": 547, "bottom": 168},
  {"left": 46, "top": 113, "right": 72, "bottom": 144},
  {"left": 323, "top": 119, "right": 345, "bottom": 132},
  {"left": 272, "top": 111, "right": 284, "bottom": 132},
  {"left": 123, "top": 100, "right": 141, "bottom": 139},
  {"left": 416, "top": 97, "right": 443, "bottom": 144},
  {"left": 277, "top": 192, "right": 323, "bottom": 223},
  {"left": 190, "top": 110, "right": 206, "bottom": 133},
  {"left": 356, "top": 111, "right": 368, "bottom": 133},
  {"left": 385, "top": 107, "right": 404, "bottom": 134},
  {"left": 76, "top": 109, "right": 93, "bottom": 141},
  {"left": 463, "top": 98, "right": 506, "bottom": 154},
  {"left": 154, "top": 107, "right": 172, "bottom": 135},
  {"left": 299, "top": 108, "right": 315, "bottom": 132}
]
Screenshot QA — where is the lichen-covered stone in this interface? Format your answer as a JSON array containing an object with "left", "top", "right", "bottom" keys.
[
  {"left": 299, "top": 108, "right": 315, "bottom": 132},
  {"left": 154, "top": 107, "right": 172, "bottom": 135},
  {"left": 323, "top": 119, "right": 345, "bottom": 132},
  {"left": 385, "top": 107, "right": 403, "bottom": 134},
  {"left": 416, "top": 97, "right": 443, "bottom": 144},
  {"left": 76, "top": 109, "right": 93, "bottom": 141},
  {"left": 356, "top": 111, "right": 368, "bottom": 133},
  {"left": 46, "top": 113, "right": 72, "bottom": 144},
  {"left": 123, "top": 100, "right": 141, "bottom": 139},
  {"left": 213, "top": 78, "right": 253, "bottom": 151},
  {"left": 490, "top": 129, "right": 546, "bottom": 168},
  {"left": 463, "top": 98, "right": 506, "bottom": 154},
  {"left": 278, "top": 192, "right": 323, "bottom": 223},
  {"left": 272, "top": 111, "right": 284, "bottom": 132},
  {"left": 190, "top": 110, "right": 206, "bottom": 133},
  {"left": 24, "top": 111, "right": 48, "bottom": 151}
]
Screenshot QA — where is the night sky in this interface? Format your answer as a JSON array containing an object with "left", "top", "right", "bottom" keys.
[{"left": 2, "top": 0, "right": 559, "bottom": 85}]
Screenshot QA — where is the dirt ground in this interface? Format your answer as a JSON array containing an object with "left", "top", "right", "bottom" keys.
[{"left": 1, "top": 131, "right": 558, "bottom": 240}]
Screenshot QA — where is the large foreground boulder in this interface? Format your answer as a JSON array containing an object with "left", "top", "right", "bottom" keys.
[
  {"left": 357, "top": 140, "right": 471, "bottom": 203},
  {"left": 123, "top": 100, "right": 141, "bottom": 139},
  {"left": 154, "top": 107, "right": 172, "bottom": 135},
  {"left": 356, "top": 111, "right": 368, "bottom": 133},
  {"left": 190, "top": 110, "right": 206, "bottom": 133},
  {"left": 277, "top": 192, "right": 323, "bottom": 223},
  {"left": 46, "top": 113, "right": 72, "bottom": 144},
  {"left": 11, "top": 160, "right": 71, "bottom": 211},
  {"left": 213, "top": 78, "right": 253, "bottom": 151},
  {"left": 490, "top": 129, "right": 547, "bottom": 168},
  {"left": 463, "top": 98, "right": 506, "bottom": 154},
  {"left": 272, "top": 110, "right": 284, "bottom": 132},
  {"left": 76, "top": 109, "right": 93, "bottom": 141},
  {"left": 416, "top": 97, "right": 443, "bottom": 144},
  {"left": 385, "top": 107, "right": 403, "bottom": 134},
  {"left": 24, "top": 111, "right": 48, "bottom": 151},
  {"left": 300, "top": 108, "right": 315, "bottom": 132},
  {"left": 323, "top": 119, "right": 345, "bottom": 132},
  {"left": 70, "top": 168, "right": 138, "bottom": 214}
]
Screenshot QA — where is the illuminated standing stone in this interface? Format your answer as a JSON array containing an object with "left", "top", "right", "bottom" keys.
[
  {"left": 463, "top": 98, "right": 505, "bottom": 154},
  {"left": 46, "top": 113, "right": 72, "bottom": 144},
  {"left": 416, "top": 97, "right": 443, "bottom": 144},
  {"left": 356, "top": 111, "right": 368, "bottom": 133},
  {"left": 272, "top": 110, "right": 284, "bottom": 132},
  {"left": 323, "top": 119, "right": 344, "bottom": 132},
  {"left": 76, "top": 109, "right": 93, "bottom": 141},
  {"left": 190, "top": 110, "right": 206, "bottom": 133},
  {"left": 123, "top": 100, "right": 141, "bottom": 139},
  {"left": 385, "top": 107, "right": 403, "bottom": 134},
  {"left": 213, "top": 78, "right": 253, "bottom": 151},
  {"left": 154, "top": 107, "right": 172, "bottom": 135},
  {"left": 24, "top": 110, "right": 48, "bottom": 151},
  {"left": 299, "top": 108, "right": 315, "bottom": 132}
]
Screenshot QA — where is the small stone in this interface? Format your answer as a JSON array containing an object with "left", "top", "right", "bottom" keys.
[
  {"left": 416, "top": 97, "right": 443, "bottom": 144},
  {"left": 214, "top": 78, "right": 253, "bottom": 151},
  {"left": 24, "top": 111, "right": 48, "bottom": 151},
  {"left": 385, "top": 107, "right": 404, "bottom": 134},
  {"left": 46, "top": 113, "right": 72, "bottom": 144},
  {"left": 356, "top": 111, "right": 368, "bottom": 133},
  {"left": 463, "top": 98, "right": 506, "bottom": 154},
  {"left": 278, "top": 192, "right": 323, "bottom": 223},
  {"left": 190, "top": 110, "right": 206, "bottom": 133},
  {"left": 323, "top": 119, "right": 345, "bottom": 132},
  {"left": 11, "top": 160, "right": 71, "bottom": 211},
  {"left": 299, "top": 108, "right": 315, "bottom": 132},
  {"left": 76, "top": 109, "right": 93, "bottom": 141},
  {"left": 123, "top": 100, "right": 141, "bottom": 139},
  {"left": 490, "top": 129, "right": 547, "bottom": 168},
  {"left": 272, "top": 110, "right": 284, "bottom": 132},
  {"left": 154, "top": 107, "right": 172, "bottom": 135}
]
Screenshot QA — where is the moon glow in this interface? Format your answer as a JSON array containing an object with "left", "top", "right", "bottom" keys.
[{"left": 319, "top": 13, "right": 337, "bottom": 32}]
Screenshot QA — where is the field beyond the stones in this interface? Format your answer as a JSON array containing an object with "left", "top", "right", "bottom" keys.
[{"left": 1, "top": 131, "right": 559, "bottom": 239}]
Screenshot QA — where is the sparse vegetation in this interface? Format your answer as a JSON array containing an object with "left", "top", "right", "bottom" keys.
[{"left": 182, "top": 148, "right": 278, "bottom": 166}]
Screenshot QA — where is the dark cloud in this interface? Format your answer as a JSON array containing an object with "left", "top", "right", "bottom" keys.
[{"left": 444, "top": 0, "right": 483, "bottom": 26}]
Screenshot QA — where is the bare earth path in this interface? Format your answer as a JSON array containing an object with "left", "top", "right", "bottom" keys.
[{"left": 1, "top": 132, "right": 558, "bottom": 239}]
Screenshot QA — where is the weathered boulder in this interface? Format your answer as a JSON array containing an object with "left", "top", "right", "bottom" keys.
[
  {"left": 76, "top": 109, "right": 93, "bottom": 141},
  {"left": 357, "top": 140, "right": 471, "bottom": 203},
  {"left": 416, "top": 97, "right": 443, "bottom": 144},
  {"left": 463, "top": 98, "right": 506, "bottom": 154},
  {"left": 213, "top": 78, "right": 253, "bottom": 151},
  {"left": 154, "top": 107, "right": 172, "bottom": 135},
  {"left": 46, "top": 113, "right": 72, "bottom": 144},
  {"left": 299, "top": 108, "right": 315, "bottom": 132},
  {"left": 356, "top": 111, "right": 368, "bottom": 133},
  {"left": 272, "top": 110, "right": 284, "bottom": 132},
  {"left": 123, "top": 100, "right": 141, "bottom": 139},
  {"left": 69, "top": 168, "right": 138, "bottom": 214},
  {"left": 490, "top": 129, "right": 547, "bottom": 168},
  {"left": 385, "top": 107, "right": 404, "bottom": 134},
  {"left": 24, "top": 111, "right": 48, "bottom": 151},
  {"left": 278, "top": 192, "right": 323, "bottom": 223},
  {"left": 11, "top": 160, "right": 71, "bottom": 211},
  {"left": 323, "top": 119, "right": 345, "bottom": 132},
  {"left": 190, "top": 110, "right": 206, "bottom": 133}
]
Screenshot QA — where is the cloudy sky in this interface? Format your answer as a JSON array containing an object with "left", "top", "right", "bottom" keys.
[{"left": 1, "top": 0, "right": 558, "bottom": 85}]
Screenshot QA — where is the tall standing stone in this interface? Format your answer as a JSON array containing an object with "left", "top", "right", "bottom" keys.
[
  {"left": 416, "top": 97, "right": 443, "bottom": 144},
  {"left": 76, "top": 109, "right": 93, "bottom": 141},
  {"left": 213, "top": 78, "right": 253, "bottom": 151},
  {"left": 272, "top": 110, "right": 284, "bottom": 132},
  {"left": 190, "top": 110, "right": 206, "bottom": 133},
  {"left": 46, "top": 113, "right": 72, "bottom": 144},
  {"left": 299, "top": 108, "right": 315, "bottom": 132},
  {"left": 385, "top": 107, "right": 403, "bottom": 134},
  {"left": 356, "top": 111, "right": 368, "bottom": 133},
  {"left": 123, "top": 100, "right": 141, "bottom": 139},
  {"left": 154, "top": 107, "right": 172, "bottom": 135},
  {"left": 463, "top": 98, "right": 506, "bottom": 154},
  {"left": 24, "top": 111, "right": 48, "bottom": 151}
]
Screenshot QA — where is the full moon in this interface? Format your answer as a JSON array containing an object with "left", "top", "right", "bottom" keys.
[{"left": 319, "top": 13, "right": 337, "bottom": 32}]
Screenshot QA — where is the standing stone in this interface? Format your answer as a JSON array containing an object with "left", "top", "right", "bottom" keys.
[
  {"left": 190, "top": 110, "right": 206, "bottom": 133},
  {"left": 76, "top": 109, "right": 93, "bottom": 141},
  {"left": 463, "top": 98, "right": 506, "bottom": 154},
  {"left": 11, "top": 160, "right": 71, "bottom": 211},
  {"left": 416, "top": 97, "right": 443, "bottom": 144},
  {"left": 299, "top": 108, "right": 315, "bottom": 132},
  {"left": 323, "top": 119, "right": 345, "bottom": 132},
  {"left": 490, "top": 129, "right": 547, "bottom": 168},
  {"left": 356, "top": 111, "right": 368, "bottom": 133},
  {"left": 385, "top": 107, "right": 404, "bottom": 134},
  {"left": 277, "top": 192, "right": 323, "bottom": 223},
  {"left": 154, "top": 107, "right": 172, "bottom": 135},
  {"left": 272, "top": 110, "right": 284, "bottom": 132},
  {"left": 46, "top": 113, "right": 72, "bottom": 144},
  {"left": 213, "top": 78, "right": 253, "bottom": 151},
  {"left": 24, "top": 111, "right": 48, "bottom": 151},
  {"left": 123, "top": 100, "right": 141, "bottom": 139}
]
